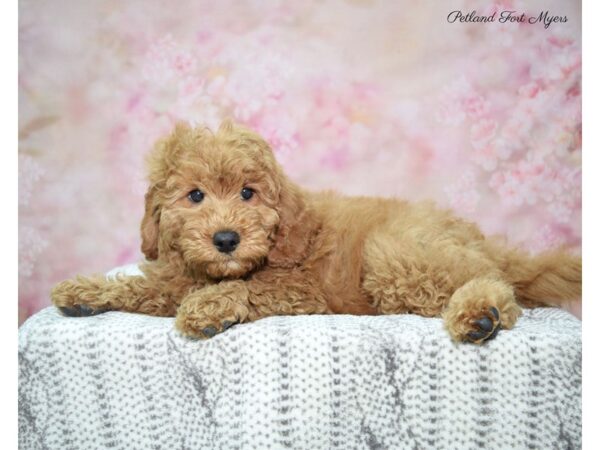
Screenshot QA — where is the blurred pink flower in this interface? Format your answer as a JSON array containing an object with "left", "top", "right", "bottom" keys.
[
  {"left": 518, "top": 82, "right": 540, "bottom": 98},
  {"left": 142, "top": 34, "right": 197, "bottom": 84},
  {"left": 464, "top": 94, "right": 491, "bottom": 120},
  {"left": 444, "top": 171, "right": 481, "bottom": 214},
  {"left": 19, "top": 154, "right": 44, "bottom": 207},
  {"left": 472, "top": 144, "right": 498, "bottom": 171},
  {"left": 19, "top": 226, "right": 48, "bottom": 279},
  {"left": 527, "top": 224, "right": 566, "bottom": 254},
  {"left": 470, "top": 119, "right": 497, "bottom": 150},
  {"left": 437, "top": 77, "right": 492, "bottom": 126}
]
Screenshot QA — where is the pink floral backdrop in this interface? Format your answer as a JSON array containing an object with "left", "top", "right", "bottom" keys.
[{"left": 18, "top": 0, "right": 581, "bottom": 323}]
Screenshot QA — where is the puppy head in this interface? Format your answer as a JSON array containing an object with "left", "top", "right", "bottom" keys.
[{"left": 141, "top": 120, "right": 307, "bottom": 279}]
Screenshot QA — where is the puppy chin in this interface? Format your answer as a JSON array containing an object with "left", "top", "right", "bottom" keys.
[{"left": 204, "top": 259, "right": 254, "bottom": 279}]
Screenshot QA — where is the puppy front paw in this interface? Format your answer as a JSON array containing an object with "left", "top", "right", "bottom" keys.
[
  {"left": 175, "top": 284, "right": 250, "bottom": 339},
  {"left": 175, "top": 306, "right": 242, "bottom": 339},
  {"left": 51, "top": 278, "right": 111, "bottom": 317}
]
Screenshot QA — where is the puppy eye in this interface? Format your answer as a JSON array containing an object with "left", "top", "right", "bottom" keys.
[
  {"left": 241, "top": 187, "right": 254, "bottom": 201},
  {"left": 187, "top": 189, "right": 205, "bottom": 203}
]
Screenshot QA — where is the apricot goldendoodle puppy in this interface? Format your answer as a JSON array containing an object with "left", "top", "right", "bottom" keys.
[{"left": 51, "top": 121, "right": 581, "bottom": 344}]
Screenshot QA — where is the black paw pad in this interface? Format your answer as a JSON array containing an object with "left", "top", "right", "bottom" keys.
[
  {"left": 58, "top": 305, "right": 108, "bottom": 317},
  {"left": 474, "top": 316, "right": 493, "bottom": 332},
  {"left": 202, "top": 326, "right": 218, "bottom": 338},
  {"left": 201, "top": 320, "right": 238, "bottom": 338},
  {"left": 489, "top": 306, "right": 500, "bottom": 321},
  {"left": 466, "top": 307, "right": 501, "bottom": 344},
  {"left": 58, "top": 306, "right": 81, "bottom": 317},
  {"left": 222, "top": 320, "right": 236, "bottom": 330}
]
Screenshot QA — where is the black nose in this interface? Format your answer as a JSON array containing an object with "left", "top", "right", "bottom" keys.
[{"left": 212, "top": 230, "right": 240, "bottom": 254}]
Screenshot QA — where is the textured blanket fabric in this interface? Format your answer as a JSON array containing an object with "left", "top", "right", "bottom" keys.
[{"left": 19, "top": 303, "right": 581, "bottom": 449}]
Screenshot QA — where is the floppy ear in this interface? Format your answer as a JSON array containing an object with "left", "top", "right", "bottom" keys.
[
  {"left": 140, "top": 186, "right": 160, "bottom": 261},
  {"left": 267, "top": 180, "right": 320, "bottom": 268},
  {"left": 141, "top": 123, "right": 189, "bottom": 261}
]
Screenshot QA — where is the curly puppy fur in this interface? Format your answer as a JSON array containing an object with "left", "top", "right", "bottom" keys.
[{"left": 52, "top": 121, "right": 582, "bottom": 344}]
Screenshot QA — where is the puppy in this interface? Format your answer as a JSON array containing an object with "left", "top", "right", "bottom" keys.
[{"left": 51, "top": 120, "right": 582, "bottom": 343}]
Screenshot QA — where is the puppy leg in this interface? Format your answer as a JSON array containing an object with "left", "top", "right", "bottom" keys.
[
  {"left": 442, "top": 277, "right": 522, "bottom": 344},
  {"left": 362, "top": 238, "right": 456, "bottom": 318},
  {"left": 175, "top": 281, "right": 252, "bottom": 338},
  {"left": 175, "top": 273, "right": 329, "bottom": 338},
  {"left": 51, "top": 275, "right": 176, "bottom": 317},
  {"left": 362, "top": 227, "right": 502, "bottom": 318}
]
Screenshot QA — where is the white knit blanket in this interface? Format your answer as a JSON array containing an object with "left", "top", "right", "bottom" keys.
[{"left": 19, "top": 292, "right": 581, "bottom": 449}]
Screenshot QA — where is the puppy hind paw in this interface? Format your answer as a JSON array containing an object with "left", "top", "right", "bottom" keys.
[
  {"left": 465, "top": 307, "right": 501, "bottom": 344},
  {"left": 443, "top": 278, "right": 522, "bottom": 344},
  {"left": 444, "top": 303, "right": 509, "bottom": 345}
]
